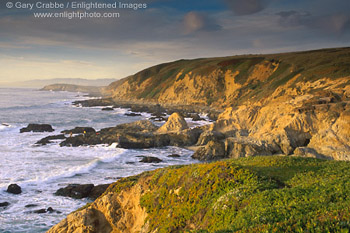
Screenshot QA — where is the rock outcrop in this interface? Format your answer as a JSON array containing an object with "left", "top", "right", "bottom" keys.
[
  {"left": 157, "top": 112, "right": 188, "bottom": 133},
  {"left": 55, "top": 184, "right": 110, "bottom": 200},
  {"left": 48, "top": 175, "right": 150, "bottom": 233}
]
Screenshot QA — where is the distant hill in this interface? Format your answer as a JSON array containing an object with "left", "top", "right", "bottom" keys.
[
  {"left": 0, "top": 78, "right": 117, "bottom": 88},
  {"left": 40, "top": 84, "right": 103, "bottom": 96}
]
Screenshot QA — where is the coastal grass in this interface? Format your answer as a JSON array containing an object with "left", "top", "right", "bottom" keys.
[{"left": 136, "top": 156, "right": 350, "bottom": 232}]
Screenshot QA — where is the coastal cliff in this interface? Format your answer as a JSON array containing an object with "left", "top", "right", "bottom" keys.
[
  {"left": 104, "top": 47, "right": 350, "bottom": 108},
  {"left": 102, "top": 47, "right": 350, "bottom": 161}
]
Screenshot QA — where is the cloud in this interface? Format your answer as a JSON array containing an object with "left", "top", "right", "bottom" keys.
[
  {"left": 276, "top": 10, "right": 311, "bottom": 27},
  {"left": 223, "top": 0, "right": 271, "bottom": 15},
  {"left": 183, "top": 12, "right": 221, "bottom": 34},
  {"left": 314, "top": 14, "right": 350, "bottom": 34},
  {"left": 276, "top": 10, "right": 350, "bottom": 35}
]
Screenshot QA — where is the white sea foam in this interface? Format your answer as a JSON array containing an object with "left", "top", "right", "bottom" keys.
[{"left": 0, "top": 88, "right": 197, "bottom": 233}]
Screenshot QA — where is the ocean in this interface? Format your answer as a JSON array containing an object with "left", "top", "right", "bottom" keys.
[{"left": 0, "top": 88, "right": 199, "bottom": 232}]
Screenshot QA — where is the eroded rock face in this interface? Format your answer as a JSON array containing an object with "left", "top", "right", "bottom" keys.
[
  {"left": 196, "top": 131, "right": 225, "bottom": 146},
  {"left": 157, "top": 112, "right": 188, "bottom": 133},
  {"left": 192, "top": 140, "right": 226, "bottom": 161},
  {"left": 209, "top": 78, "right": 350, "bottom": 160},
  {"left": 48, "top": 181, "right": 149, "bottom": 233}
]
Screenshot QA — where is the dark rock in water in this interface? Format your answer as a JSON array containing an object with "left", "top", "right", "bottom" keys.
[
  {"left": 140, "top": 156, "right": 163, "bottom": 163},
  {"left": 25, "top": 204, "right": 38, "bottom": 208},
  {"left": 32, "top": 207, "right": 57, "bottom": 214},
  {"left": 7, "top": 184, "right": 22, "bottom": 194},
  {"left": 54, "top": 183, "right": 109, "bottom": 200},
  {"left": 125, "top": 113, "right": 142, "bottom": 117},
  {"left": 61, "top": 127, "right": 96, "bottom": 134},
  {"left": 55, "top": 184, "right": 94, "bottom": 199},
  {"left": 73, "top": 98, "right": 115, "bottom": 107},
  {"left": 60, "top": 134, "right": 103, "bottom": 147},
  {"left": 0, "top": 202, "right": 10, "bottom": 207},
  {"left": 88, "top": 184, "right": 110, "bottom": 200},
  {"left": 59, "top": 120, "right": 171, "bottom": 148},
  {"left": 168, "top": 154, "right": 181, "bottom": 158},
  {"left": 33, "top": 208, "right": 47, "bottom": 214},
  {"left": 20, "top": 124, "right": 54, "bottom": 133},
  {"left": 102, "top": 107, "right": 114, "bottom": 111},
  {"left": 35, "top": 134, "right": 66, "bottom": 145}
]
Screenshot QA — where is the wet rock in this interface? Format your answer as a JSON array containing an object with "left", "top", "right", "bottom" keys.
[
  {"left": 59, "top": 135, "right": 103, "bottom": 147},
  {"left": 0, "top": 202, "right": 10, "bottom": 207},
  {"left": 20, "top": 124, "right": 54, "bottom": 133},
  {"left": 139, "top": 156, "right": 163, "bottom": 163},
  {"left": 168, "top": 154, "right": 181, "bottom": 158},
  {"left": 125, "top": 113, "right": 142, "bottom": 117},
  {"left": 32, "top": 207, "right": 58, "bottom": 214},
  {"left": 7, "top": 184, "right": 22, "bottom": 194},
  {"left": 55, "top": 184, "right": 94, "bottom": 199},
  {"left": 35, "top": 134, "right": 66, "bottom": 145},
  {"left": 61, "top": 127, "right": 96, "bottom": 134},
  {"left": 73, "top": 98, "right": 115, "bottom": 107},
  {"left": 33, "top": 208, "right": 47, "bottom": 214},
  {"left": 102, "top": 107, "right": 114, "bottom": 111},
  {"left": 25, "top": 204, "right": 39, "bottom": 208}
]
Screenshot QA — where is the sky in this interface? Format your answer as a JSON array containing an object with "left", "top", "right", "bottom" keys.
[{"left": 0, "top": 0, "right": 349, "bottom": 83}]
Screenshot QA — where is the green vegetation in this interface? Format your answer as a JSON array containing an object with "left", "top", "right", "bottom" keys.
[{"left": 134, "top": 156, "right": 350, "bottom": 232}]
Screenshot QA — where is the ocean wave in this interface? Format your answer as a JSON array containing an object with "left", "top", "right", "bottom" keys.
[{"left": 6, "top": 148, "right": 127, "bottom": 188}]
